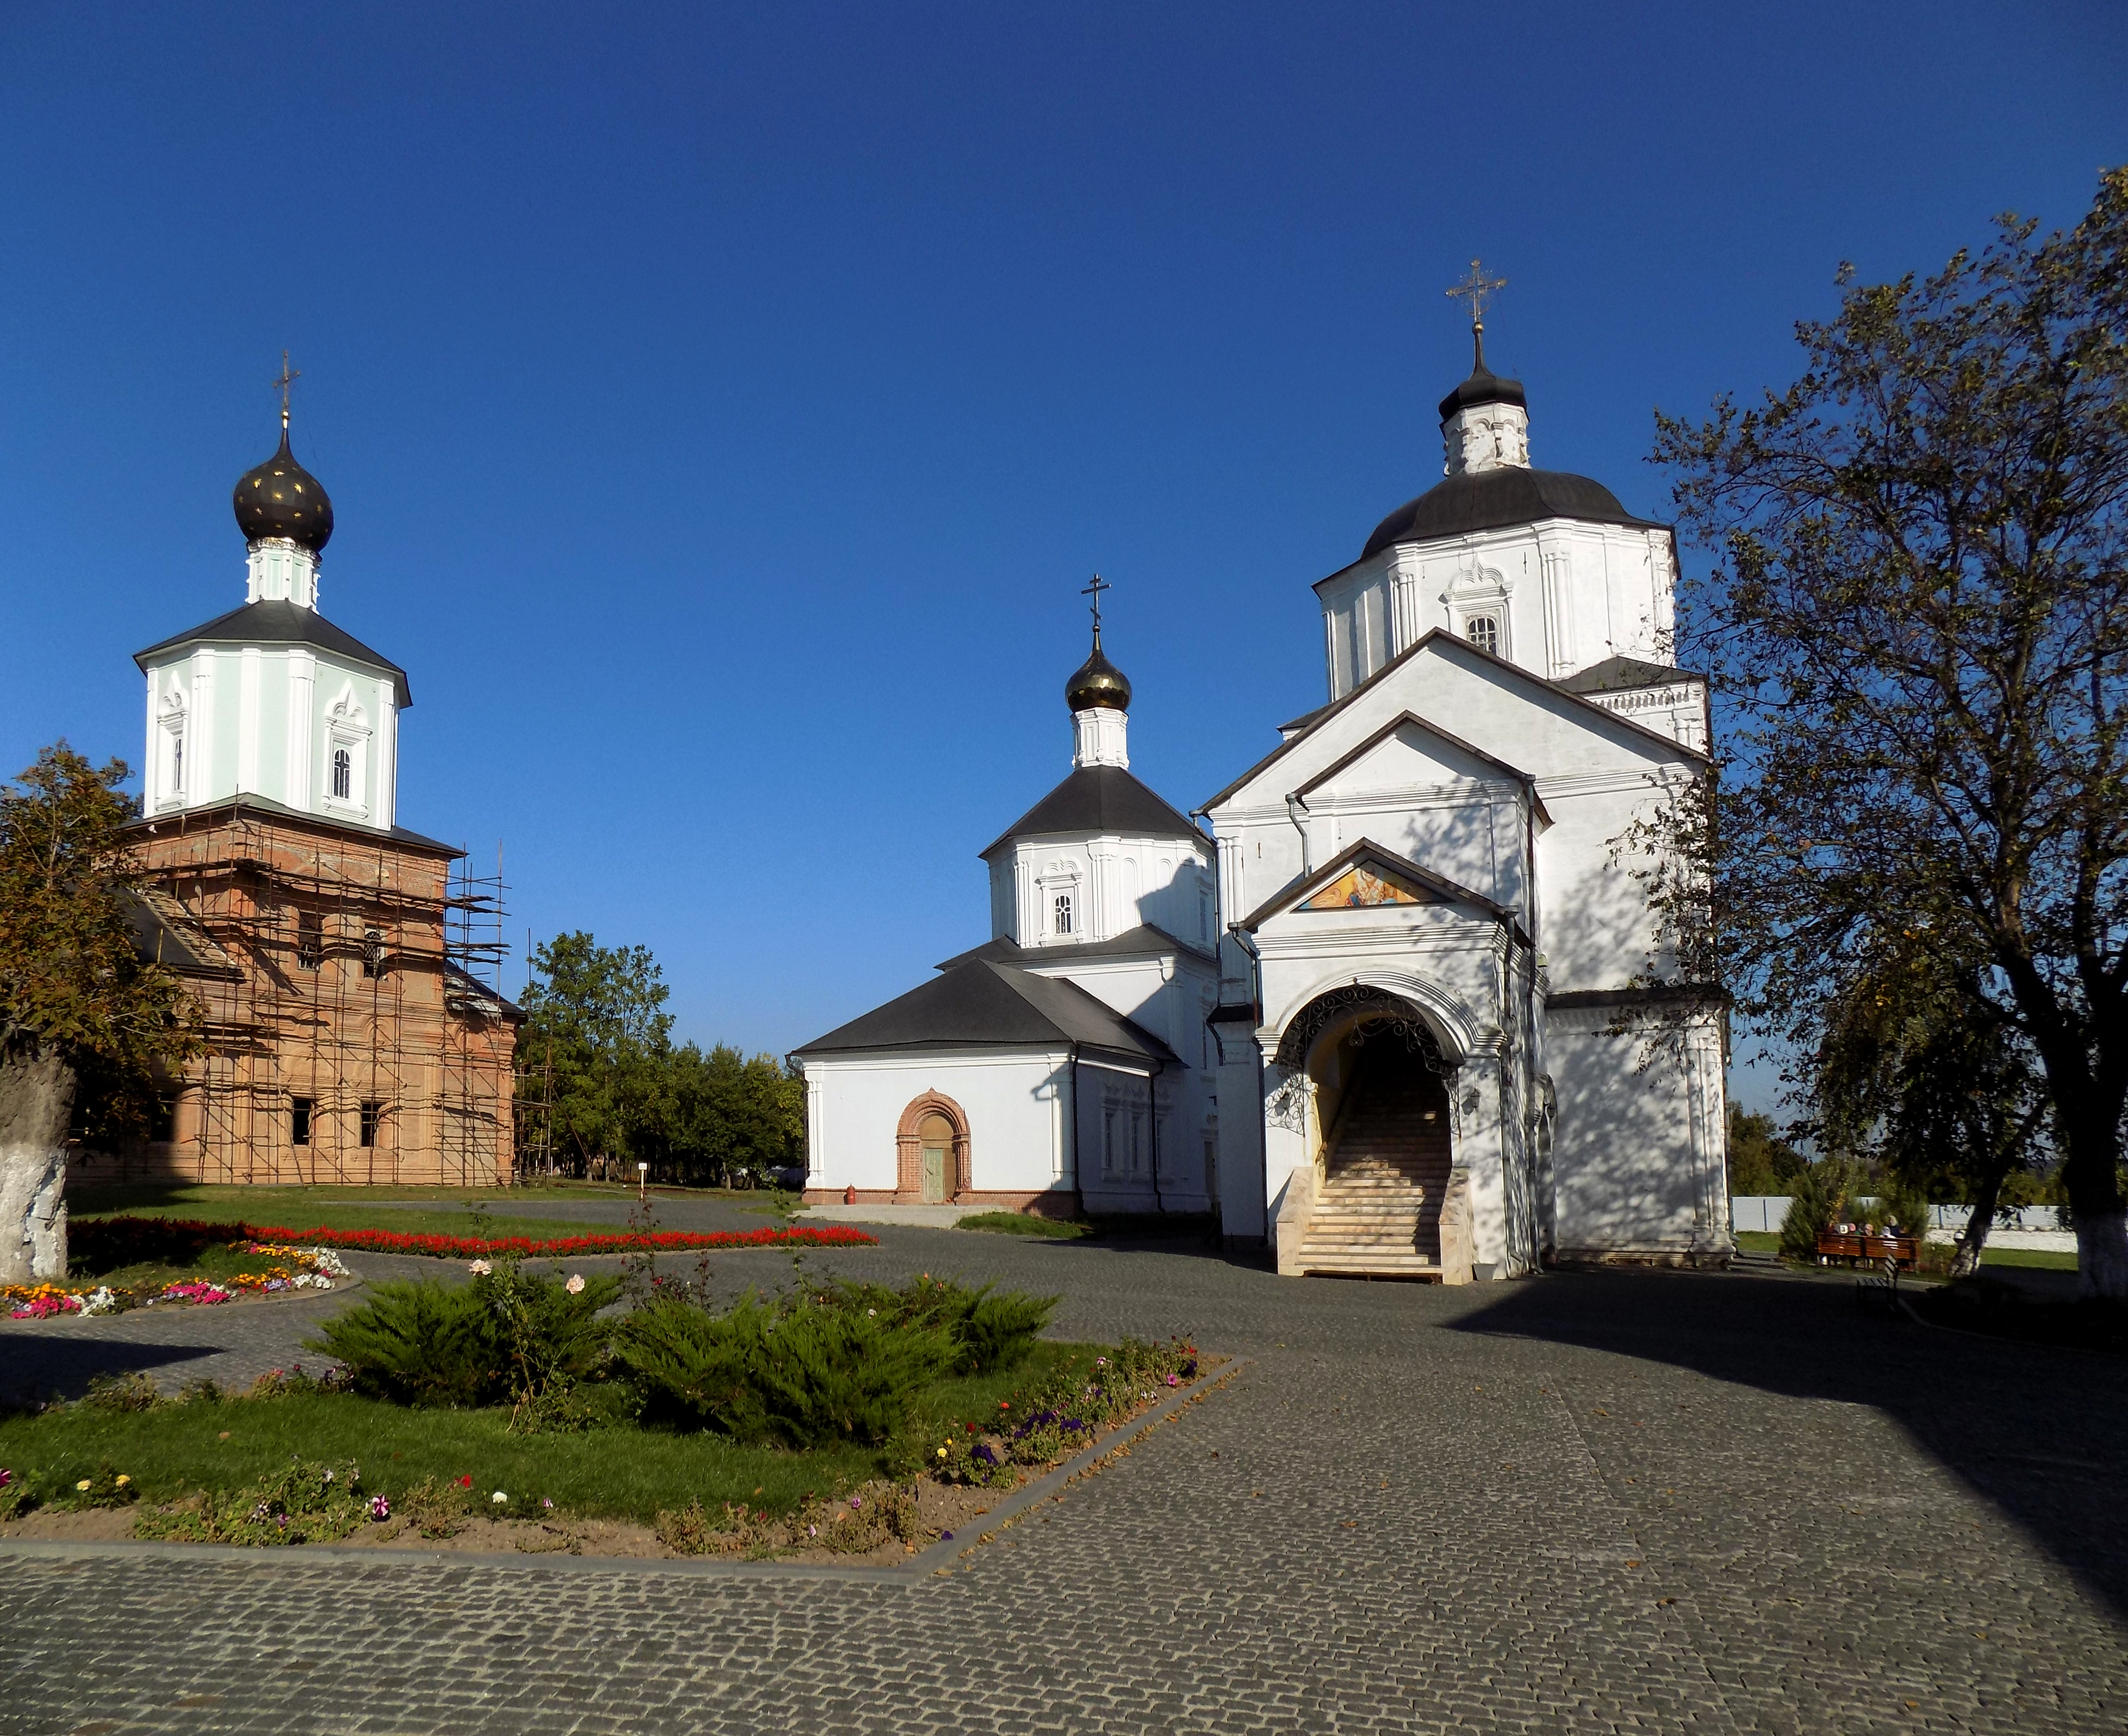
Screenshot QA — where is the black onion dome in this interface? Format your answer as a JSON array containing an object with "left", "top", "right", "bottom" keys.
[
  {"left": 1437, "top": 365, "right": 1527, "bottom": 422},
  {"left": 233, "top": 432, "right": 334, "bottom": 550},
  {"left": 1362, "top": 468, "right": 1659, "bottom": 559},
  {"left": 1065, "top": 639, "right": 1132, "bottom": 712}
]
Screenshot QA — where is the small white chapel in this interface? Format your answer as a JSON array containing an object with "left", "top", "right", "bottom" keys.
[{"left": 796, "top": 296, "right": 1730, "bottom": 1280}]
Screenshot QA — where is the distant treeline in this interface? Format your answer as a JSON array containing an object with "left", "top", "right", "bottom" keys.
[{"left": 515, "top": 931, "right": 803, "bottom": 1188}]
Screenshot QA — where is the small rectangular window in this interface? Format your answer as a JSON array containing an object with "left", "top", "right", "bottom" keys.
[
  {"left": 297, "top": 910, "right": 323, "bottom": 971},
  {"left": 359, "top": 1101, "right": 380, "bottom": 1148},
  {"left": 291, "top": 1097, "right": 314, "bottom": 1147},
  {"left": 363, "top": 927, "right": 387, "bottom": 979},
  {"left": 150, "top": 1094, "right": 178, "bottom": 1143},
  {"left": 1464, "top": 613, "right": 1501, "bottom": 656},
  {"left": 1053, "top": 892, "right": 1074, "bottom": 936}
]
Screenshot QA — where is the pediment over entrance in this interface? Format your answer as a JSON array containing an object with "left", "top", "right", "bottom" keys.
[
  {"left": 1296, "top": 859, "right": 1437, "bottom": 911},
  {"left": 1238, "top": 837, "right": 1513, "bottom": 934}
]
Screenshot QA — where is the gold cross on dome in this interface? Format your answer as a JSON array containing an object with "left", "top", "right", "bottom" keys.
[
  {"left": 271, "top": 350, "right": 300, "bottom": 432},
  {"left": 1446, "top": 259, "right": 1508, "bottom": 329},
  {"left": 1081, "top": 573, "right": 1110, "bottom": 636}
]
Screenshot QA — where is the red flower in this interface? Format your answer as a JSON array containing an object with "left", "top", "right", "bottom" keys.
[
  {"left": 72, "top": 1216, "right": 878, "bottom": 1264},
  {"left": 458, "top": 1475, "right": 473, "bottom": 1488}
]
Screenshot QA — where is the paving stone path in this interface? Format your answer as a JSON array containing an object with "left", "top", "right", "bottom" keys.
[{"left": 3, "top": 1222, "right": 2124, "bottom": 1735}]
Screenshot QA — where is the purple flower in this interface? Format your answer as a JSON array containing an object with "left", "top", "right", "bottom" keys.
[
  {"left": 941, "top": 1531, "right": 954, "bottom": 1541},
  {"left": 973, "top": 1444, "right": 998, "bottom": 1466}
]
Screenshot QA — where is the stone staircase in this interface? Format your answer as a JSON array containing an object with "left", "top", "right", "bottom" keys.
[{"left": 1293, "top": 1070, "right": 1453, "bottom": 1278}]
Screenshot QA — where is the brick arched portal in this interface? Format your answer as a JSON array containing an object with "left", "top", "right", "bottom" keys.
[{"left": 896, "top": 1090, "right": 971, "bottom": 1203}]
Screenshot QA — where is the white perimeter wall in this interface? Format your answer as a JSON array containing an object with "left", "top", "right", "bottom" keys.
[{"left": 802, "top": 1049, "right": 1072, "bottom": 1198}]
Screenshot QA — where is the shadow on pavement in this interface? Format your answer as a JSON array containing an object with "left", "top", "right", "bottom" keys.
[
  {"left": 1448, "top": 1267, "right": 2128, "bottom": 1623},
  {"left": 0, "top": 1336, "right": 222, "bottom": 1406}
]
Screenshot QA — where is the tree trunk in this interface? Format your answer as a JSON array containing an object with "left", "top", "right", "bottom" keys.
[
  {"left": 0, "top": 1047, "right": 76, "bottom": 1284},
  {"left": 2058, "top": 1101, "right": 2128, "bottom": 1301}
]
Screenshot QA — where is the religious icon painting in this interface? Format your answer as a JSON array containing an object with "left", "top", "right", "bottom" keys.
[{"left": 1296, "top": 860, "right": 1435, "bottom": 911}]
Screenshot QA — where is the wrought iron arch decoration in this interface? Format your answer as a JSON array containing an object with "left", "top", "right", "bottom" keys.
[{"left": 1274, "top": 984, "right": 1455, "bottom": 1077}]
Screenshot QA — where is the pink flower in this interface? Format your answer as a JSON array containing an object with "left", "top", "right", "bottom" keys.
[
  {"left": 468, "top": 1259, "right": 493, "bottom": 1276},
  {"left": 565, "top": 1275, "right": 585, "bottom": 1295}
]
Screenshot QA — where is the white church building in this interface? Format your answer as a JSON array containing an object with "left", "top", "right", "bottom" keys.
[{"left": 796, "top": 326, "right": 1730, "bottom": 1278}]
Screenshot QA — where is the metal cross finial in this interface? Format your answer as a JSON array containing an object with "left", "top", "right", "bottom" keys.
[
  {"left": 1446, "top": 259, "right": 1508, "bottom": 332},
  {"left": 271, "top": 350, "right": 300, "bottom": 434},
  {"left": 1081, "top": 573, "right": 1110, "bottom": 643}
]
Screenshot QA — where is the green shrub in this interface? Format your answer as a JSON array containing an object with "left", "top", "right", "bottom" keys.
[
  {"left": 82, "top": 1373, "right": 160, "bottom": 1413},
  {"left": 615, "top": 1290, "right": 960, "bottom": 1447},
  {"left": 829, "top": 1276, "right": 1056, "bottom": 1375},
  {"left": 1780, "top": 1159, "right": 1851, "bottom": 1261},
  {"left": 306, "top": 1267, "right": 620, "bottom": 1409}
]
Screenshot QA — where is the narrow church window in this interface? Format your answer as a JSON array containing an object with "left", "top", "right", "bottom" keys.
[
  {"left": 171, "top": 736, "right": 183, "bottom": 794},
  {"left": 332, "top": 747, "right": 352, "bottom": 800},
  {"left": 1102, "top": 1107, "right": 1118, "bottom": 1176},
  {"left": 297, "top": 910, "right": 322, "bottom": 970},
  {"left": 359, "top": 1101, "right": 381, "bottom": 1148},
  {"left": 363, "top": 927, "right": 387, "bottom": 979},
  {"left": 1465, "top": 613, "right": 1501, "bottom": 655},
  {"left": 291, "top": 1097, "right": 313, "bottom": 1147},
  {"left": 1053, "top": 893, "right": 1074, "bottom": 936}
]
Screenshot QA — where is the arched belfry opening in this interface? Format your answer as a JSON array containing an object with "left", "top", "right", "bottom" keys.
[
  {"left": 1277, "top": 987, "right": 1455, "bottom": 1268},
  {"left": 895, "top": 1091, "right": 971, "bottom": 1204}
]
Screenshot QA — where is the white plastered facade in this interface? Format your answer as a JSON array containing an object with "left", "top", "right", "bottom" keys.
[
  {"left": 139, "top": 539, "right": 403, "bottom": 831},
  {"left": 1204, "top": 378, "right": 1729, "bottom": 1276}
]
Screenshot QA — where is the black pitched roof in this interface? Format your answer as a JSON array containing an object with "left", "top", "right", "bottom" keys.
[
  {"left": 135, "top": 600, "right": 412, "bottom": 707},
  {"left": 1360, "top": 468, "right": 1664, "bottom": 560},
  {"left": 982, "top": 763, "right": 1205, "bottom": 858},
  {"left": 1552, "top": 655, "right": 1701, "bottom": 694},
  {"left": 793, "top": 959, "right": 1177, "bottom": 1063},
  {"left": 935, "top": 923, "right": 1214, "bottom": 972}
]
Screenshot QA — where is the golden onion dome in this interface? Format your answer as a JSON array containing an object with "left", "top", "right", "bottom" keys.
[{"left": 1065, "top": 636, "right": 1132, "bottom": 712}]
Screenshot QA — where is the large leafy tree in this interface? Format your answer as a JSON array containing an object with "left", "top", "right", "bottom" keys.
[
  {"left": 517, "top": 931, "right": 673, "bottom": 1172},
  {"left": 1651, "top": 170, "right": 2128, "bottom": 1295},
  {"left": 0, "top": 745, "right": 201, "bottom": 1281},
  {"left": 1810, "top": 945, "right": 2050, "bottom": 1275}
]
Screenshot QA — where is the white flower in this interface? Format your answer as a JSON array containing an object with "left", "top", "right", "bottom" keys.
[
  {"left": 468, "top": 1259, "right": 493, "bottom": 1276},
  {"left": 565, "top": 1274, "right": 585, "bottom": 1295},
  {"left": 492, "top": 1491, "right": 508, "bottom": 1504}
]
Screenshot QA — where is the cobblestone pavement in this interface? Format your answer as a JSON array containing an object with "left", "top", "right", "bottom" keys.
[{"left": 3, "top": 1229, "right": 2124, "bottom": 1735}]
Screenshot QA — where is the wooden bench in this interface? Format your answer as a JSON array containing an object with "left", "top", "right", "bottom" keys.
[{"left": 1815, "top": 1231, "right": 1919, "bottom": 1272}]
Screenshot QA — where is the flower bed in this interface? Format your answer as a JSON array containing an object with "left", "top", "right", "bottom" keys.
[
  {"left": 5, "top": 1242, "right": 355, "bottom": 1318},
  {"left": 74, "top": 1215, "right": 876, "bottom": 1266}
]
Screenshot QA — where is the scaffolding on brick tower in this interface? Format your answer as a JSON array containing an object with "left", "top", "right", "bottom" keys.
[
  {"left": 440, "top": 846, "right": 512, "bottom": 1187},
  {"left": 120, "top": 804, "right": 520, "bottom": 1188}
]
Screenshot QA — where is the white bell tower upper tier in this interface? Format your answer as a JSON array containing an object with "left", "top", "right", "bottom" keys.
[{"left": 133, "top": 403, "right": 411, "bottom": 832}]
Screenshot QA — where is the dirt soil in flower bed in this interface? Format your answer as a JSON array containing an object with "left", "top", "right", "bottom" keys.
[{"left": 0, "top": 1478, "right": 1008, "bottom": 1564}]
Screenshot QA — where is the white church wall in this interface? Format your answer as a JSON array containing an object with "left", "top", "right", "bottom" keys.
[
  {"left": 994, "top": 831, "right": 1214, "bottom": 951},
  {"left": 143, "top": 646, "right": 398, "bottom": 831},
  {"left": 1545, "top": 1008, "right": 1723, "bottom": 1256},
  {"left": 801, "top": 1049, "right": 1072, "bottom": 1203},
  {"left": 1319, "top": 521, "right": 1677, "bottom": 700}
]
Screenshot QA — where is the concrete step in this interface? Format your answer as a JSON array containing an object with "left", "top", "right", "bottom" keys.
[{"left": 1297, "top": 1251, "right": 1443, "bottom": 1276}]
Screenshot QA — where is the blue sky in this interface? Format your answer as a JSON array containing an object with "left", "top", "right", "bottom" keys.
[{"left": 2, "top": 3, "right": 2123, "bottom": 1113}]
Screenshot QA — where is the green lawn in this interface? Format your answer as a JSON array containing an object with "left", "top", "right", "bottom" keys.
[
  {"left": 956, "top": 1213, "right": 1091, "bottom": 1240},
  {"left": 1729, "top": 1226, "right": 2077, "bottom": 1271},
  {"left": 77, "top": 1202, "right": 631, "bottom": 1244},
  {"left": 0, "top": 1342, "right": 1101, "bottom": 1523}
]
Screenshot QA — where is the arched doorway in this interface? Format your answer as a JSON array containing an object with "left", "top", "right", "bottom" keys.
[
  {"left": 1277, "top": 987, "right": 1454, "bottom": 1264},
  {"left": 895, "top": 1091, "right": 970, "bottom": 1203}
]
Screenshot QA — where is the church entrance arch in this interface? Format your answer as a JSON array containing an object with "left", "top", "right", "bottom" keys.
[
  {"left": 1276, "top": 987, "right": 1456, "bottom": 1257},
  {"left": 896, "top": 1091, "right": 970, "bottom": 1204}
]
